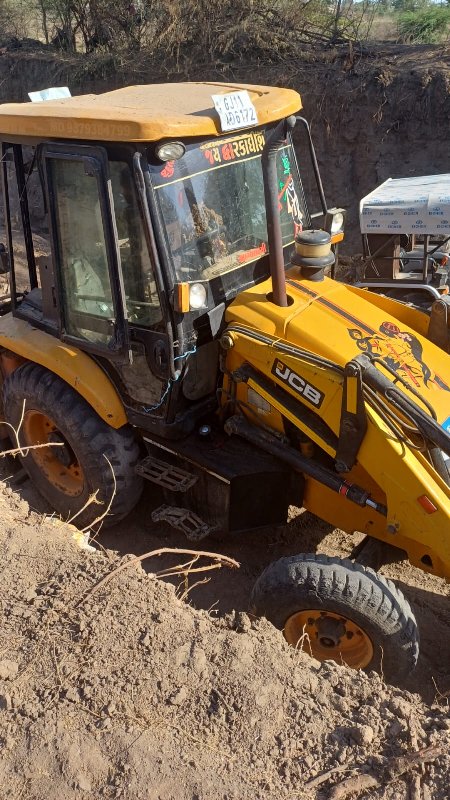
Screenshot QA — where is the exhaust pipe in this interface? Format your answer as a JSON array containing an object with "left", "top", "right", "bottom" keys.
[{"left": 261, "top": 115, "right": 297, "bottom": 307}]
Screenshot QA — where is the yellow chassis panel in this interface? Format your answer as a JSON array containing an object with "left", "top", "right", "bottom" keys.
[
  {"left": 225, "top": 275, "right": 450, "bottom": 579},
  {"left": 0, "top": 314, "right": 126, "bottom": 428}
]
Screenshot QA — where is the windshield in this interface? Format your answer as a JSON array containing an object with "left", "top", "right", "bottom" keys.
[{"left": 149, "top": 129, "right": 309, "bottom": 299}]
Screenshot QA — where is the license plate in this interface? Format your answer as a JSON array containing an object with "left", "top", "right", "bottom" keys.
[{"left": 212, "top": 90, "right": 258, "bottom": 132}]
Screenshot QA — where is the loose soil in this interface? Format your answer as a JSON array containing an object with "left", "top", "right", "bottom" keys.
[{"left": 0, "top": 470, "right": 449, "bottom": 800}]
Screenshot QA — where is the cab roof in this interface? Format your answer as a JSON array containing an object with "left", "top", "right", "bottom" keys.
[{"left": 0, "top": 82, "right": 302, "bottom": 143}]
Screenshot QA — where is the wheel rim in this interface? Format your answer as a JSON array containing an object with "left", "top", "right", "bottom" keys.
[
  {"left": 22, "top": 410, "right": 84, "bottom": 497},
  {"left": 284, "top": 609, "right": 374, "bottom": 669}
]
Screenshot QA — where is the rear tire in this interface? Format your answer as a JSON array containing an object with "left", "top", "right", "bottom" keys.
[
  {"left": 250, "top": 553, "right": 419, "bottom": 681},
  {"left": 3, "top": 362, "right": 143, "bottom": 529}
]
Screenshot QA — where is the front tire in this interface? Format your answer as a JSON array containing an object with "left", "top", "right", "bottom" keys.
[
  {"left": 250, "top": 553, "right": 419, "bottom": 681},
  {"left": 3, "top": 363, "right": 143, "bottom": 529}
]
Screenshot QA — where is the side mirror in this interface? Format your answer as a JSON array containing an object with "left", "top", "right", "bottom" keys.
[{"left": 0, "top": 243, "right": 10, "bottom": 275}]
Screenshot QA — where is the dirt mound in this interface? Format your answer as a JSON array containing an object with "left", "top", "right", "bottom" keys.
[{"left": 0, "top": 481, "right": 448, "bottom": 800}]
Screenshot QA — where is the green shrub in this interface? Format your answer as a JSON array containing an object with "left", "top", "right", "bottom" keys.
[{"left": 398, "top": 6, "right": 450, "bottom": 43}]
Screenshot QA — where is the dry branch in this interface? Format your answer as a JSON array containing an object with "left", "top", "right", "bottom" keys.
[
  {"left": 179, "top": 576, "right": 210, "bottom": 602},
  {"left": 1, "top": 441, "right": 64, "bottom": 458},
  {"left": 329, "top": 774, "right": 378, "bottom": 799},
  {"left": 409, "top": 714, "right": 423, "bottom": 800},
  {"left": 305, "top": 763, "right": 357, "bottom": 789},
  {"left": 78, "top": 547, "right": 240, "bottom": 607},
  {"left": 328, "top": 745, "right": 444, "bottom": 800},
  {"left": 432, "top": 676, "right": 450, "bottom": 702},
  {"left": 1, "top": 400, "right": 64, "bottom": 459}
]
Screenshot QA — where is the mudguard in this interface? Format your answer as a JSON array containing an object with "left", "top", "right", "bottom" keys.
[{"left": 0, "top": 314, "right": 127, "bottom": 428}]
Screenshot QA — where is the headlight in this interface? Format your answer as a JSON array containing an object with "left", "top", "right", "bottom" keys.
[
  {"left": 189, "top": 283, "right": 207, "bottom": 310},
  {"left": 174, "top": 281, "right": 208, "bottom": 312},
  {"left": 155, "top": 141, "right": 186, "bottom": 162}
]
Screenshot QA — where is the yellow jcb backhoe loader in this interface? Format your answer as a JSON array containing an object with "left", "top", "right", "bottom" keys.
[{"left": 0, "top": 83, "right": 448, "bottom": 681}]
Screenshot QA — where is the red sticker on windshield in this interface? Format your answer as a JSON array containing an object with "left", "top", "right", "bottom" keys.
[
  {"left": 238, "top": 243, "right": 267, "bottom": 264},
  {"left": 160, "top": 161, "right": 175, "bottom": 179}
]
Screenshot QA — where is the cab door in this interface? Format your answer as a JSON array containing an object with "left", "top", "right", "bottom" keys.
[{"left": 42, "top": 144, "right": 130, "bottom": 359}]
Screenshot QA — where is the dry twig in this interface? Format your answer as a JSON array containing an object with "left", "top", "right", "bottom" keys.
[
  {"left": 78, "top": 547, "right": 240, "bottom": 607},
  {"left": 178, "top": 576, "right": 210, "bottom": 602},
  {"left": 328, "top": 745, "right": 444, "bottom": 800},
  {"left": 1, "top": 441, "right": 65, "bottom": 458},
  {"left": 329, "top": 773, "right": 378, "bottom": 799},
  {"left": 304, "top": 763, "right": 357, "bottom": 789},
  {"left": 409, "top": 713, "right": 423, "bottom": 800},
  {"left": 66, "top": 490, "right": 102, "bottom": 526},
  {"left": 1, "top": 400, "right": 65, "bottom": 459},
  {"left": 432, "top": 676, "right": 450, "bottom": 703},
  {"left": 81, "top": 455, "right": 117, "bottom": 532}
]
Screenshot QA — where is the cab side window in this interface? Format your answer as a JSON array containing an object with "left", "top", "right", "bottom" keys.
[{"left": 49, "top": 157, "right": 115, "bottom": 345}]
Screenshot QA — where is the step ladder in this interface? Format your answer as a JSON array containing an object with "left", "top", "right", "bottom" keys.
[{"left": 135, "top": 455, "right": 198, "bottom": 493}]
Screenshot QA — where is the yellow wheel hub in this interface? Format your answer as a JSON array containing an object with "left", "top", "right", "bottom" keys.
[
  {"left": 284, "top": 609, "right": 374, "bottom": 669},
  {"left": 22, "top": 410, "right": 84, "bottom": 498}
]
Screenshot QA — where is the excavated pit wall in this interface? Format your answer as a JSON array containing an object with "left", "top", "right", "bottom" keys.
[{"left": 0, "top": 43, "right": 449, "bottom": 250}]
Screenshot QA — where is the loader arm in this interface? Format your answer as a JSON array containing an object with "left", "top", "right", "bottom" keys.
[{"left": 224, "top": 272, "right": 450, "bottom": 579}]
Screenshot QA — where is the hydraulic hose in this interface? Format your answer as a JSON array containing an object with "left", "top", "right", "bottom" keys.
[
  {"left": 225, "top": 323, "right": 344, "bottom": 375},
  {"left": 359, "top": 355, "right": 450, "bottom": 459}
]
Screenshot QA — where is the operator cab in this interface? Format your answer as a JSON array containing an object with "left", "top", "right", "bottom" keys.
[{"left": 0, "top": 82, "right": 343, "bottom": 439}]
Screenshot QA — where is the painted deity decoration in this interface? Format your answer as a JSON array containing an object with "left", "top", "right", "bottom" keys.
[{"left": 348, "top": 321, "right": 450, "bottom": 392}]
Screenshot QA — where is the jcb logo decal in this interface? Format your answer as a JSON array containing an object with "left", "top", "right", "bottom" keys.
[{"left": 271, "top": 359, "right": 324, "bottom": 408}]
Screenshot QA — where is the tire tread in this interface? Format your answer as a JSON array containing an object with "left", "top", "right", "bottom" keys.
[
  {"left": 250, "top": 552, "right": 419, "bottom": 681},
  {"left": 3, "top": 363, "right": 143, "bottom": 528}
]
